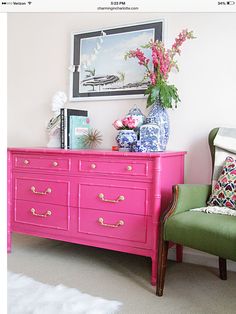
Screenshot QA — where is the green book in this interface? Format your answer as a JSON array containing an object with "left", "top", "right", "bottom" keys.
[{"left": 69, "top": 116, "right": 90, "bottom": 149}]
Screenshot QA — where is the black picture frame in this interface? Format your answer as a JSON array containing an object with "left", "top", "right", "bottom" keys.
[{"left": 70, "top": 20, "right": 163, "bottom": 101}]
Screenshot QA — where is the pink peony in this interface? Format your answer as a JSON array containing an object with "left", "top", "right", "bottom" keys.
[
  {"left": 113, "top": 119, "right": 123, "bottom": 130},
  {"left": 122, "top": 116, "right": 138, "bottom": 129}
]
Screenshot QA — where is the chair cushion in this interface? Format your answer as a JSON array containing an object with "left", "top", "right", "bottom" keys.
[
  {"left": 208, "top": 156, "right": 236, "bottom": 210},
  {"left": 165, "top": 211, "right": 236, "bottom": 261}
]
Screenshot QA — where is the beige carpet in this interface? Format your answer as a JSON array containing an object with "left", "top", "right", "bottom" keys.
[{"left": 8, "top": 234, "right": 236, "bottom": 314}]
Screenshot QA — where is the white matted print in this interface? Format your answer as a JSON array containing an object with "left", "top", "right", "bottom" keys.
[{"left": 70, "top": 21, "right": 163, "bottom": 101}]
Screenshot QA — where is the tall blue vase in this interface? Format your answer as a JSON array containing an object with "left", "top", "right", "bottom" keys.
[{"left": 139, "top": 99, "right": 169, "bottom": 152}]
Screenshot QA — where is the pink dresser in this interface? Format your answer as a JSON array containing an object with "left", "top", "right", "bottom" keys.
[{"left": 7, "top": 148, "right": 186, "bottom": 285}]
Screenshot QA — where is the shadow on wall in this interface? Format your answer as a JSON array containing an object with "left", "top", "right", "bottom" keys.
[{"left": 185, "top": 134, "right": 212, "bottom": 184}]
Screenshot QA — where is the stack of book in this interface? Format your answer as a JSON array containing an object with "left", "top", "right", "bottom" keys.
[{"left": 60, "top": 108, "right": 90, "bottom": 149}]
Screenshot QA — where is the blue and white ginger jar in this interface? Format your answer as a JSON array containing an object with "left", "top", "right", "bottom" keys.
[
  {"left": 140, "top": 99, "right": 169, "bottom": 152},
  {"left": 126, "top": 105, "right": 146, "bottom": 130},
  {"left": 116, "top": 130, "right": 137, "bottom": 152}
]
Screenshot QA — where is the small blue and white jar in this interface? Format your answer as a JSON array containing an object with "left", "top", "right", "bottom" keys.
[
  {"left": 139, "top": 123, "right": 164, "bottom": 152},
  {"left": 116, "top": 130, "right": 137, "bottom": 152},
  {"left": 125, "top": 105, "right": 146, "bottom": 131}
]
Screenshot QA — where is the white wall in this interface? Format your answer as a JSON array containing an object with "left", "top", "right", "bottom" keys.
[{"left": 7, "top": 12, "right": 236, "bottom": 184}]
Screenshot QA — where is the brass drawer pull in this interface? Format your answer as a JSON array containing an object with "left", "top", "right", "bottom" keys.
[
  {"left": 98, "top": 193, "right": 125, "bottom": 203},
  {"left": 90, "top": 163, "right": 96, "bottom": 169},
  {"left": 30, "top": 208, "right": 52, "bottom": 218},
  {"left": 31, "top": 186, "right": 52, "bottom": 195},
  {"left": 98, "top": 217, "right": 124, "bottom": 228},
  {"left": 127, "top": 165, "right": 132, "bottom": 171},
  {"left": 52, "top": 161, "right": 58, "bottom": 167},
  {"left": 24, "top": 160, "right": 29, "bottom": 165}
]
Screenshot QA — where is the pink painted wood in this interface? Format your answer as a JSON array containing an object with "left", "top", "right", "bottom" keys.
[
  {"left": 79, "top": 179, "right": 149, "bottom": 215},
  {"left": 7, "top": 148, "right": 186, "bottom": 285},
  {"left": 79, "top": 208, "right": 147, "bottom": 242},
  {"left": 13, "top": 174, "right": 69, "bottom": 206}
]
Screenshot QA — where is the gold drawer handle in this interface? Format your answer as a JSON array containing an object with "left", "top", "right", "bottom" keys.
[
  {"left": 24, "top": 160, "right": 29, "bottom": 165},
  {"left": 127, "top": 165, "right": 132, "bottom": 171},
  {"left": 30, "top": 208, "right": 52, "bottom": 218},
  {"left": 98, "top": 217, "right": 124, "bottom": 228},
  {"left": 52, "top": 161, "right": 58, "bottom": 167},
  {"left": 98, "top": 193, "right": 125, "bottom": 203},
  {"left": 31, "top": 186, "right": 52, "bottom": 195},
  {"left": 90, "top": 163, "right": 96, "bottom": 169}
]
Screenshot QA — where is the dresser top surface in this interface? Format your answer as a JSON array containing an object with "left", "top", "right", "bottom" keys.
[{"left": 8, "top": 147, "right": 186, "bottom": 158}]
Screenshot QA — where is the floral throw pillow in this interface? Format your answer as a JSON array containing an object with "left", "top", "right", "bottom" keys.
[{"left": 208, "top": 156, "right": 236, "bottom": 209}]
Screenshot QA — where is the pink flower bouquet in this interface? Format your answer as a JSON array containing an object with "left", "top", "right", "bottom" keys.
[
  {"left": 125, "top": 29, "right": 195, "bottom": 108},
  {"left": 113, "top": 116, "right": 138, "bottom": 130}
]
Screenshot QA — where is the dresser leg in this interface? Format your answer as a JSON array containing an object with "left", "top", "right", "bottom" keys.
[
  {"left": 176, "top": 244, "right": 183, "bottom": 263},
  {"left": 151, "top": 257, "right": 157, "bottom": 286},
  {"left": 7, "top": 231, "right": 12, "bottom": 253}
]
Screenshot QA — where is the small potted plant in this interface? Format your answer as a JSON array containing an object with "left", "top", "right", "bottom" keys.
[{"left": 113, "top": 116, "right": 139, "bottom": 151}]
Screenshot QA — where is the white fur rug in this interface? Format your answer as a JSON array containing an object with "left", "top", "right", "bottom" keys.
[{"left": 8, "top": 272, "right": 122, "bottom": 314}]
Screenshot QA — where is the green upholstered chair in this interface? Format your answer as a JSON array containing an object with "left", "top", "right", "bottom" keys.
[{"left": 156, "top": 128, "right": 236, "bottom": 296}]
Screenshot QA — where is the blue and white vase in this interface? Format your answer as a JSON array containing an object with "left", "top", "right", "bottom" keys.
[
  {"left": 116, "top": 130, "right": 137, "bottom": 152},
  {"left": 139, "top": 124, "right": 161, "bottom": 152},
  {"left": 140, "top": 99, "right": 169, "bottom": 152},
  {"left": 125, "top": 105, "right": 146, "bottom": 131}
]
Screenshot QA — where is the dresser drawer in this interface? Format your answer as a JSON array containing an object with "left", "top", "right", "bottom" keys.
[
  {"left": 79, "top": 182, "right": 148, "bottom": 215},
  {"left": 13, "top": 154, "right": 70, "bottom": 172},
  {"left": 78, "top": 158, "right": 151, "bottom": 178},
  {"left": 79, "top": 208, "right": 147, "bottom": 243},
  {"left": 14, "top": 176, "right": 69, "bottom": 206},
  {"left": 13, "top": 200, "right": 69, "bottom": 230}
]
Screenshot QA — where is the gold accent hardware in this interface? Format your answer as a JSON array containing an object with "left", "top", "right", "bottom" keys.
[
  {"left": 127, "top": 165, "right": 132, "bottom": 171},
  {"left": 31, "top": 186, "right": 52, "bottom": 195},
  {"left": 30, "top": 208, "right": 52, "bottom": 218},
  {"left": 91, "top": 163, "right": 96, "bottom": 169},
  {"left": 98, "top": 217, "right": 124, "bottom": 228},
  {"left": 52, "top": 161, "right": 58, "bottom": 167},
  {"left": 24, "top": 160, "right": 29, "bottom": 165},
  {"left": 98, "top": 193, "right": 125, "bottom": 203}
]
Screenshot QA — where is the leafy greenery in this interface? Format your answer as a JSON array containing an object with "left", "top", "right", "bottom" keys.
[{"left": 145, "top": 80, "right": 180, "bottom": 108}]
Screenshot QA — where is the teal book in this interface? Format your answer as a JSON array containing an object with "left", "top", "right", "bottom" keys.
[
  {"left": 60, "top": 108, "right": 88, "bottom": 149},
  {"left": 69, "top": 115, "right": 90, "bottom": 149}
]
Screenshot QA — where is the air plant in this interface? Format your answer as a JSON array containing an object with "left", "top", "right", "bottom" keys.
[{"left": 82, "top": 128, "right": 103, "bottom": 149}]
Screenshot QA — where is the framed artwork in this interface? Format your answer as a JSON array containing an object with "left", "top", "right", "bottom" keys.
[{"left": 70, "top": 20, "right": 163, "bottom": 101}]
